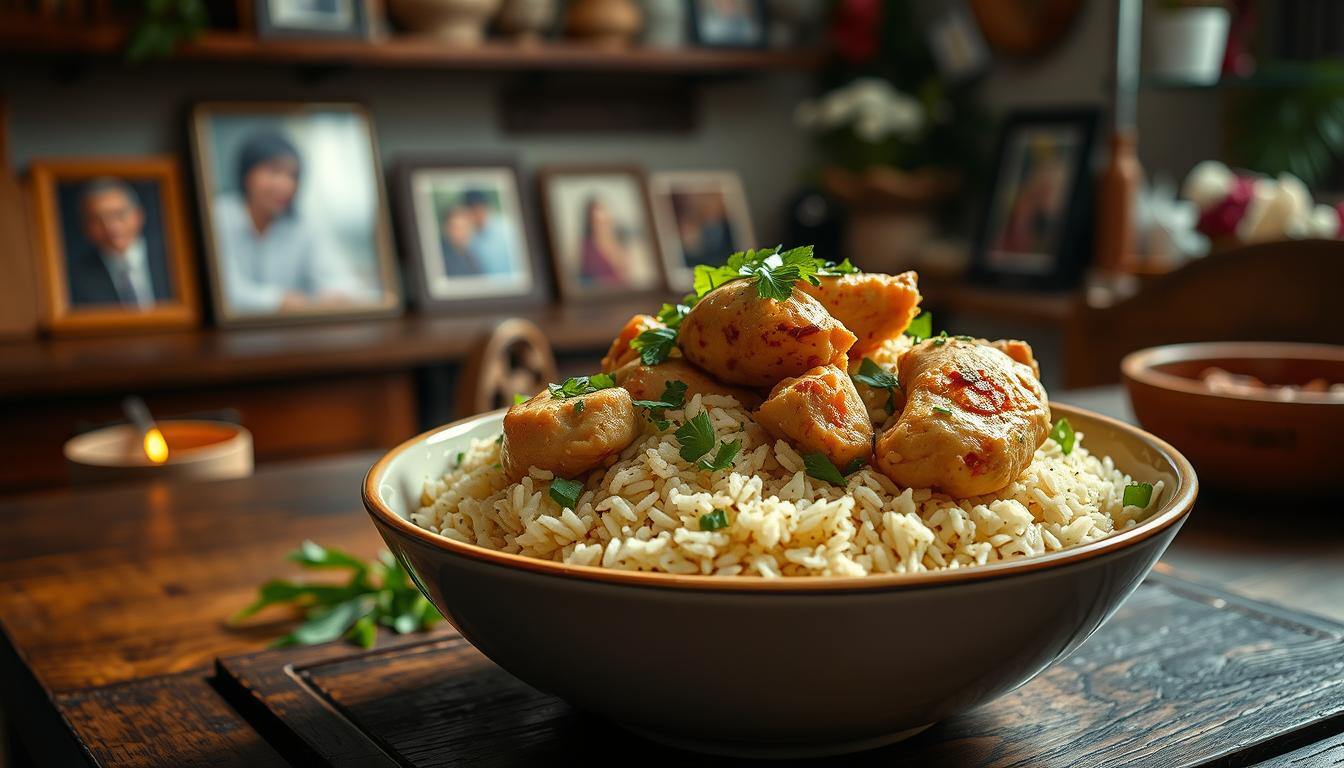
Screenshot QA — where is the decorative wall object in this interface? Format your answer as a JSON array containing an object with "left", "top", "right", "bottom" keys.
[
  {"left": 640, "top": 0, "right": 687, "bottom": 48},
  {"left": 387, "top": 0, "right": 502, "bottom": 43},
  {"left": 565, "top": 0, "right": 643, "bottom": 48},
  {"left": 392, "top": 156, "right": 548, "bottom": 314},
  {"left": 689, "top": 0, "right": 766, "bottom": 48},
  {"left": 1145, "top": 2, "right": 1231, "bottom": 85},
  {"left": 255, "top": 0, "right": 370, "bottom": 38},
  {"left": 649, "top": 170, "right": 756, "bottom": 292},
  {"left": 190, "top": 102, "right": 401, "bottom": 327},
  {"left": 495, "top": 0, "right": 556, "bottom": 44},
  {"left": 27, "top": 157, "right": 201, "bottom": 335}
]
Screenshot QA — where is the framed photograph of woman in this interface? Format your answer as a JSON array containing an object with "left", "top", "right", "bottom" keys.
[
  {"left": 537, "top": 166, "right": 665, "bottom": 301},
  {"left": 255, "top": 0, "right": 368, "bottom": 38},
  {"left": 393, "top": 157, "right": 546, "bottom": 314},
  {"left": 27, "top": 157, "right": 200, "bottom": 335},
  {"left": 649, "top": 170, "right": 756, "bottom": 292},
  {"left": 190, "top": 102, "right": 400, "bottom": 326},
  {"left": 689, "top": 0, "right": 768, "bottom": 48},
  {"left": 969, "top": 108, "right": 1099, "bottom": 290}
]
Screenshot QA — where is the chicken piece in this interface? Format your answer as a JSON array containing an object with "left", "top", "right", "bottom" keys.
[
  {"left": 874, "top": 339, "right": 1049, "bottom": 498},
  {"left": 985, "top": 339, "right": 1041, "bottom": 380},
  {"left": 798, "top": 271, "right": 922, "bottom": 357},
  {"left": 501, "top": 387, "right": 639, "bottom": 482},
  {"left": 679, "top": 281, "right": 857, "bottom": 387},
  {"left": 756, "top": 365, "right": 872, "bottom": 470},
  {"left": 614, "top": 357, "right": 764, "bottom": 409},
  {"left": 601, "top": 314, "right": 663, "bottom": 373}
]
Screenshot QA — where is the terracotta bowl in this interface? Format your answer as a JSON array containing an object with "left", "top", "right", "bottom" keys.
[
  {"left": 364, "top": 404, "right": 1196, "bottom": 758},
  {"left": 1123, "top": 342, "right": 1344, "bottom": 494}
]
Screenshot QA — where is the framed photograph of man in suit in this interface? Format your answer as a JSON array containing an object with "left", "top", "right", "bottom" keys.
[{"left": 28, "top": 157, "right": 200, "bottom": 335}]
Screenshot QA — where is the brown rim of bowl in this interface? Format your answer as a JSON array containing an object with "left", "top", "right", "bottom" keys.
[
  {"left": 1122, "top": 342, "right": 1344, "bottom": 406},
  {"left": 363, "top": 403, "right": 1197, "bottom": 593}
]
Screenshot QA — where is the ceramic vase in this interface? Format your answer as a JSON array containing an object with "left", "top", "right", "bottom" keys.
[
  {"left": 565, "top": 0, "right": 643, "bottom": 49},
  {"left": 496, "top": 0, "right": 557, "bottom": 44},
  {"left": 1146, "top": 6, "right": 1231, "bottom": 85},
  {"left": 388, "top": 0, "right": 503, "bottom": 44},
  {"left": 640, "top": 0, "right": 685, "bottom": 48}
]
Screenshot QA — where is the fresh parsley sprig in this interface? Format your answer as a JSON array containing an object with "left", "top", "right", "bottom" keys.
[
  {"left": 230, "top": 541, "right": 442, "bottom": 650},
  {"left": 674, "top": 411, "right": 740, "bottom": 471},
  {"left": 852, "top": 358, "right": 900, "bottom": 414},
  {"left": 548, "top": 374, "right": 617, "bottom": 399},
  {"left": 691, "top": 245, "right": 830, "bottom": 301},
  {"left": 632, "top": 380, "right": 688, "bottom": 431},
  {"left": 803, "top": 453, "right": 867, "bottom": 486},
  {"left": 630, "top": 326, "right": 679, "bottom": 366},
  {"left": 904, "top": 311, "right": 933, "bottom": 342},
  {"left": 696, "top": 439, "right": 741, "bottom": 472},
  {"left": 1049, "top": 418, "right": 1076, "bottom": 455}
]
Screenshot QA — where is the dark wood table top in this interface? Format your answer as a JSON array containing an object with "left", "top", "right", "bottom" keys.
[{"left": 1, "top": 387, "right": 1341, "bottom": 766}]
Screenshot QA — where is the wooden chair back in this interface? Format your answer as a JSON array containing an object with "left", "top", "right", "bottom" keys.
[
  {"left": 456, "top": 318, "right": 558, "bottom": 416},
  {"left": 1064, "top": 239, "right": 1344, "bottom": 388}
]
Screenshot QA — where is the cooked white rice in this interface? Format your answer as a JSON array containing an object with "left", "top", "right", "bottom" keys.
[{"left": 411, "top": 394, "right": 1160, "bottom": 578}]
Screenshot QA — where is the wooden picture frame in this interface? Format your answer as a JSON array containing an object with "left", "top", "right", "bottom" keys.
[
  {"left": 969, "top": 107, "right": 1100, "bottom": 291},
  {"left": 254, "top": 0, "right": 369, "bottom": 38},
  {"left": 649, "top": 170, "right": 756, "bottom": 292},
  {"left": 688, "top": 0, "right": 769, "bottom": 49},
  {"left": 27, "top": 156, "right": 200, "bottom": 335},
  {"left": 536, "top": 165, "right": 666, "bottom": 302},
  {"left": 391, "top": 156, "right": 548, "bottom": 314},
  {"left": 189, "top": 101, "right": 401, "bottom": 327}
]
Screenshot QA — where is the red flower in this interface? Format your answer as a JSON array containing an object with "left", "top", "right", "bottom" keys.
[
  {"left": 831, "top": 0, "right": 882, "bottom": 64},
  {"left": 1196, "top": 175, "right": 1254, "bottom": 238}
]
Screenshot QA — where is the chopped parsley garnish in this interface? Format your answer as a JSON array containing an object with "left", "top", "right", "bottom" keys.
[
  {"left": 853, "top": 357, "right": 900, "bottom": 413},
  {"left": 904, "top": 311, "right": 933, "bottom": 342},
  {"left": 932, "top": 331, "right": 949, "bottom": 347},
  {"left": 655, "top": 300, "right": 693, "bottom": 328},
  {"left": 454, "top": 451, "right": 465, "bottom": 467},
  {"left": 1123, "top": 482, "right": 1153, "bottom": 508},
  {"left": 696, "top": 439, "right": 741, "bottom": 472},
  {"left": 630, "top": 326, "right": 678, "bottom": 366},
  {"left": 548, "top": 374, "right": 617, "bottom": 399},
  {"left": 674, "top": 412, "right": 716, "bottom": 462},
  {"left": 954, "top": 335, "right": 975, "bottom": 341},
  {"left": 1049, "top": 417, "right": 1076, "bottom": 455},
  {"left": 633, "top": 380, "right": 687, "bottom": 431},
  {"left": 817, "top": 257, "right": 860, "bottom": 276},
  {"left": 699, "top": 508, "right": 730, "bottom": 531},
  {"left": 932, "top": 405, "right": 953, "bottom": 415},
  {"left": 549, "top": 477, "right": 584, "bottom": 510},
  {"left": 803, "top": 452, "right": 864, "bottom": 486},
  {"left": 692, "top": 245, "right": 826, "bottom": 301},
  {"left": 572, "top": 400, "right": 585, "bottom": 414},
  {"left": 514, "top": 393, "right": 528, "bottom": 404}
]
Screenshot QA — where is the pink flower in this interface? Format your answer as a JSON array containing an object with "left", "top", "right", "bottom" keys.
[{"left": 1196, "top": 175, "right": 1254, "bottom": 238}]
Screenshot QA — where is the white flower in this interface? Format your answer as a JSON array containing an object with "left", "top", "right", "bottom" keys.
[{"left": 794, "top": 77, "right": 926, "bottom": 142}]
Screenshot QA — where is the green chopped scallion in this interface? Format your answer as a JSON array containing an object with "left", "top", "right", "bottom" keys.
[
  {"left": 1123, "top": 482, "right": 1153, "bottom": 508},
  {"left": 699, "top": 508, "right": 730, "bottom": 531},
  {"left": 549, "top": 477, "right": 584, "bottom": 510}
]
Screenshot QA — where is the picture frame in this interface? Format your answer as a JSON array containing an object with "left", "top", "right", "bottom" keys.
[
  {"left": 254, "top": 0, "right": 369, "bottom": 38},
  {"left": 689, "top": 0, "right": 769, "bottom": 49},
  {"left": 27, "top": 156, "right": 201, "bottom": 335},
  {"left": 969, "top": 107, "right": 1100, "bottom": 291},
  {"left": 189, "top": 101, "right": 401, "bottom": 327},
  {"left": 649, "top": 170, "right": 756, "bottom": 292},
  {"left": 392, "top": 156, "right": 548, "bottom": 314},
  {"left": 537, "top": 165, "right": 667, "bottom": 302}
]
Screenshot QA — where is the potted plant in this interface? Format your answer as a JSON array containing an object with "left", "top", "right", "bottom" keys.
[{"left": 1146, "top": 0, "right": 1231, "bottom": 85}]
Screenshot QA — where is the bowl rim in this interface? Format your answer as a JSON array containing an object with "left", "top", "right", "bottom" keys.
[
  {"left": 364, "top": 403, "right": 1198, "bottom": 593},
  {"left": 1122, "top": 342, "right": 1344, "bottom": 406}
]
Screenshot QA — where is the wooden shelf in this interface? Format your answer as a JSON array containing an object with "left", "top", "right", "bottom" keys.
[
  {"left": 0, "top": 24, "right": 825, "bottom": 74},
  {"left": 0, "top": 299, "right": 666, "bottom": 400}
]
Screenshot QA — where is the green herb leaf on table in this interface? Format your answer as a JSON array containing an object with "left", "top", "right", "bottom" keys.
[
  {"left": 803, "top": 453, "right": 850, "bottom": 486},
  {"left": 904, "top": 311, "right": 933, "bottom": 342},
  {"left": 631, "top": 327, "right": 679, "bottom": 366},
  {"left": 696, "top": 439, "right": 741, "bottom": 472},
  {"left": 853, "top": 357, "right": 899, "bottom": 413},
  {"left": 675, "top": 412, "right": 717, "bottom": 462},
  {"left": 1049, "top": 417, "right": 1076, "bottom": 455},
  {"left": 1123, "top": 482, "right": 1154, "bottom": 508},
  {"left": 699, "top": 508, "right": 730, "bottom": 531},
  {"left": 236, "top": 543, "right": 443, "bottom": 650},
  {"left": 549, "top": 477, "right": 584, "bottom": 510}
]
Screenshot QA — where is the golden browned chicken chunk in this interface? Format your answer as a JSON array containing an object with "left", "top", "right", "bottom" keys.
[
  {"left": 756, "top": 365, "right": 872, "bottom": 470},
  {"left": 986, "top": 339, "right": 1041, "bottom": 380},
  {"left": 601, "top": 314, "right": 663, "bottom": 373},
  {"left": 798, "top": 271, "right": 922, "bottom": 357},
  {"left": 501, "top": 387, "right": 639, "bottom": 483},
  {"left": 613, "top": 357, "right": 764, "bottom": 409},
  {"left": 678, "top": 281, "right": 857, "bottom": 387},
  {"left": 874, "top": 339, "right": 1049, "bottom": 498}
]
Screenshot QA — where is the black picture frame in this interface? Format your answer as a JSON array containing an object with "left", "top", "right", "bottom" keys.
[
  {"left": 688, "top": 0, "right": 770, "bottom": 49},
  {"left": 391, "top": 156, "right": 549, "bottom": 315},
  {"left": 255, "top": 0, "right": 369, "bottom": 39},
  {"left": 968, "top": 107, "right": 1100, "bottom": 291}
]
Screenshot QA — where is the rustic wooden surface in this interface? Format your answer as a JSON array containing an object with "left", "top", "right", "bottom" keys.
[
  {"left": 210, "top": 576, "right": 1344, "bottom": 768},
  {"left": 1, "top": 387, "right": 1341, "bottom": 766}
]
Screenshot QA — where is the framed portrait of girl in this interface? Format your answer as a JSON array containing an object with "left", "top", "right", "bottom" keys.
[
  {"left": 190, "top": 102, "right": 401, "bottom": 326},
  {"left": 537, "top": 165, "right": 666, "bottom": 302}
]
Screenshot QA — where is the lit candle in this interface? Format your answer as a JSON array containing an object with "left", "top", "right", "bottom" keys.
[{"left": 64, "top": 401, "right": 253, "bottom": 486}]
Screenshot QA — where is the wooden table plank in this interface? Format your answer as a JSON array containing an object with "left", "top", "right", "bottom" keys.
[{"left": 1251, "top": 731, "right": 1344, "bottom": 767}]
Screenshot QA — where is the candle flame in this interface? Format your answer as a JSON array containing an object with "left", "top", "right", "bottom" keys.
[{"left": 143, "top": 427, "right": 169, "bottom": 464}]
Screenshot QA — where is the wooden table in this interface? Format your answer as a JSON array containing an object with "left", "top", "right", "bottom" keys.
[{"left": 1, "top": 388, "right": 1341, "bottom": 767}]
